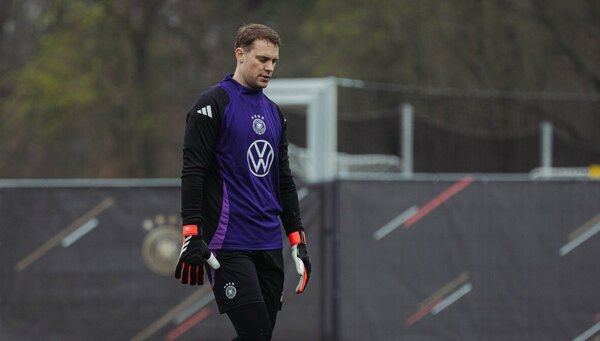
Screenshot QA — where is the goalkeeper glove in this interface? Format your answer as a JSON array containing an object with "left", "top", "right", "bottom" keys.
[
  {"left": 174, "top": 224, "right": 220, "bottom": 285},
  {"left": 289, "top": 230, "right": 311, "bottom": 294}
]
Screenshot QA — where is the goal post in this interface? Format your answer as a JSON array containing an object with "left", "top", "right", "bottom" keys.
[{"left": 265, "top": 77, "right": 338, "bottom": 183}]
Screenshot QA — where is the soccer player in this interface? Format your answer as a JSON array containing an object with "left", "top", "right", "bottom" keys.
[{"left": 174, "top": 23, "right": 312, "bottom": 340}]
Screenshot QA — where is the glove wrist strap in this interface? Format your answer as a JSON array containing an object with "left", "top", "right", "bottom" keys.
[
  {"left": 288, "top": 230, "right": 306, "bottom": 246},
  {"left": 182, "top": 224, "right": 199, "bottom": 237}
]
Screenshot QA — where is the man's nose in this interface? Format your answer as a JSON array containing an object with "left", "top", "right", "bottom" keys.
[{"left": 265, "top": 61, "right": 274, "bottom": 72}]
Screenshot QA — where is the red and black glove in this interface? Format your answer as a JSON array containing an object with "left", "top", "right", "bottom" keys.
[
  {"left": 174, "top": 224, "right": 220, "bottom": 285},
  {"left": 289, "top": 231, "right": 311, "bottom": 294}
]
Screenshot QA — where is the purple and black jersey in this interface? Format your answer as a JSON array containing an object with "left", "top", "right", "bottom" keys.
[{"left": 181, "top": 75, "right": 303, "bottom": 251}]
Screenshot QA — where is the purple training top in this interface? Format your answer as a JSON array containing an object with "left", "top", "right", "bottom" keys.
[{"left": 180, "top": 75, "right": 303, "bottom": 251}]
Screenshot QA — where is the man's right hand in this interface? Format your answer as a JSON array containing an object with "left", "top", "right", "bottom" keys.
[
  {"left": 174, "top": 224, "right": 220, "bottom": 285},
  {"left": 289, "top": 230, "right": 311, "bottom": 294}
]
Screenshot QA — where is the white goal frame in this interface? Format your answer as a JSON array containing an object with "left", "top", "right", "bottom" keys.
[{"left": 265, "top": 77, "right": 338, "bottom": 183}]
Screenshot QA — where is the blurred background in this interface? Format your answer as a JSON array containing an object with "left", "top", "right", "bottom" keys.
[
  {"left": 1, "top": 0, "right": 599, "bottom": 340},
  {"left": 1, "top": 0, "right": 599, "bottom": 177}
]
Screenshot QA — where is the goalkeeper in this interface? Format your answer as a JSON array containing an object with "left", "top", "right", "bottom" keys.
[{"left": 175, "top": 23, "right": 311, "bottom": 341}]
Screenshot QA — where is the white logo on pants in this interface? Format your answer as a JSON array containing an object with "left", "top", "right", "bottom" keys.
[
  {"left": 224, "top": 282, "right": 237, "bottom": 299},
  {"left": 247, "top": 140, "right": 274, "bottom": 177}
]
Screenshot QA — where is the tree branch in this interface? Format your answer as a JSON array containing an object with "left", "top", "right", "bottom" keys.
[{"left": 530, "top": 0, "right": 600, "bottom": 90}]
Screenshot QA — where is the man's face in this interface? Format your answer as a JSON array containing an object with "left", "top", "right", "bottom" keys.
[{"left": 235, "top": 39, "right": 279, "bottom": 89}]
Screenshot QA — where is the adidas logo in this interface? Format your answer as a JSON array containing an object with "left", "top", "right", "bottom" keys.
[{"left": 196, "top": 105, "right": 213, "bottom": 118}]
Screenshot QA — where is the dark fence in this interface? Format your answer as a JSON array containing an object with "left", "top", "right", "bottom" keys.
[
  {"left": 1, "top": 178, "right": 599, "bottom": 340},
  {"left": 336, "top": 177, "right": 600, "bottom": 340}
]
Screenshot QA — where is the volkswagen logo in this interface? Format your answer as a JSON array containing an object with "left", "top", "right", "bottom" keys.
[{"left": 247, "top": 140, "right": 274, "bottom": 177}]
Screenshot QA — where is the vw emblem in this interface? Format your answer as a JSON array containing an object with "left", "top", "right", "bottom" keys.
[{"left": 247, "top": 140, "right": 275, "bottom": 177}]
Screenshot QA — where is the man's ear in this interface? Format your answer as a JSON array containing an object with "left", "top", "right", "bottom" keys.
[{"left": 235, "top": 47, "right": 245, "bottom": 63}]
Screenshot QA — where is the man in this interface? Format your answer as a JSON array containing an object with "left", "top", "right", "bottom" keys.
[{"left": 174, "top": 23, "right": 312, "bottom": 340}]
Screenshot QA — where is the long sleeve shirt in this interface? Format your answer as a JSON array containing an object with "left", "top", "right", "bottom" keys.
[{"left": 181, "top": 75, "right": 304, "bottom": 250}]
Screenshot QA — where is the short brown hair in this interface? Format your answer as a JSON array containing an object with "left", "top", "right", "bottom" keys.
[{"left": 235, "top": 23, "right": 280, "bottom": 51}]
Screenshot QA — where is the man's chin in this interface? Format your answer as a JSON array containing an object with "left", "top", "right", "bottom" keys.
[
  {"left": 257, "top": 76, "right": 271, "bottom": 87},
  {"left": 255, "top": 81, "right": 269, "bottom": 89}
]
